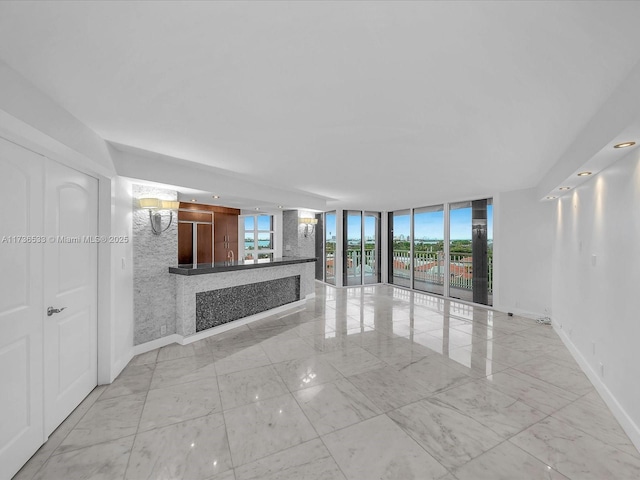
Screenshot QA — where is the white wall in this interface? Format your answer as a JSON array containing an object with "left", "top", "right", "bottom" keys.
[
  {"left": 0, "top": 60, "right": 115, "bottom": 176},
  {"left": 551, "top": 149, "right": 640, "bottom": 447},
  {"left": 493, "top": 188, "right": 553, "bottom": 317},
  {"left": 0, "top": 60, "right": 133, "bottom": 383},
  {"left": 109, "top": 177, "right": 134, "bottom": 377}
]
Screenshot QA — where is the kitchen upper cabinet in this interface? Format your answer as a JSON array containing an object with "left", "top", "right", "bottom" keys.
[
  {"left": 214, "top": 212, "right": 239, "bottom": 262},
  {"left": 178, "top": 203, "right": 239, "bottom": 264}
]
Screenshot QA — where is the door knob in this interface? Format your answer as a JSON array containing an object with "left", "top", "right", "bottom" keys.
[{"left": 47, "top": 306, "right": 67, "bottom": 316}]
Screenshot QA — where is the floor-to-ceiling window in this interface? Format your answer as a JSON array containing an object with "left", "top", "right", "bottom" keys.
[
  {"left": 315, "top": 213, "right": 324, "bottom": 281},
  {"left": 363, "top": 212, "right": 381, "bottom": 284},
  {"left": 449, "top": 201, "right": 473, "bottom": 301},
  {"left": 344, "top": 211, "right": 362, "bottom": 286},
  {"left": 390, "top": 209, "right": 411, "bottom": 287},
  {"left": 387, "top": 198, "right": 493, "bottom": 306},
  {"left": 325, "top": 211, "right": 336, "bottom": 285},
  {"left": 413, "top": 205, "right": 444, "bottom": 295},
  {"left": 323, "top": 210, "right": 380, "bottom": 286}
]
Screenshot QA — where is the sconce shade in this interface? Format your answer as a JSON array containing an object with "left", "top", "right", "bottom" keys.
[
  {"left": 299, "top": 216, "right": 318, "bottom": 237},
  {"left": 138, "top": 198, "right": 178, "bottom": 234},
  {"left": 160, "top": 200, "right": 180, "bottom": 210},
  {"left": 139, "top": 198, "right": 161, "bottom": 209}
]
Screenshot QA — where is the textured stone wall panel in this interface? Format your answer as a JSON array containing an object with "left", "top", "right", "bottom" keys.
[
  {"left": 282, "top": 210, "right": 299, "bottom": 257},
  {"left": 283, "top": 209, "right": 316, "bottom": 258},
  {"left": 196, "top": 276, "right": 300, "bottom": 331},
  {"left": 132, "top": 184, "right": 178, "bottom": 345}
]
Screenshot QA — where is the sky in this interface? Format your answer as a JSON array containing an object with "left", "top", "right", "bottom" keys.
[
  {"left": 244, "top": 215, "right": 272, "bottom": 231},
  {"left": 326, "top": 205, "right": 493, "bottom": 240},
  {"left": 393, "top": 205, "right": 493, "bottom": 241},
  {"left": 333, "top": 205, "right": 494, "bottom": 241}
]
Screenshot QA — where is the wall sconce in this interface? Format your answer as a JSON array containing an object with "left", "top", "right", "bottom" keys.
[
  {"left": 139, "top": 198, "right": 180, "bottom": 234},
  {"left": 299, "top": 217, "right": 318, "bottom": 237}
]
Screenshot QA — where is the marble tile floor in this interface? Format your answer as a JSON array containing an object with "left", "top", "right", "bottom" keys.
[{"left": 14, "top": 283, "right": 640, "bottom": 480}]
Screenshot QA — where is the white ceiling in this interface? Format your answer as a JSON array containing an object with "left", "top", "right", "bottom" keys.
[{"left": 1, "top": 1, "right": 640, "bottom": 211}]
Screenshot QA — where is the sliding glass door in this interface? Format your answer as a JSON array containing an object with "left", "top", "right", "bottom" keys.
[
  {"left": 387, "top": 198, "right": 493, "bottom": 306},
  {"left": 390, "top": 210, "right": 411, "bottom": 287},
  {"left": 413, "top": 205, "right": 444, "bottom": 295},
  {"left": 325, "top": 212, "right": 336, "bottom": 285},
  {"left": 344, "top": 211, "right": 362, "bottom": 286},
  {"left": 449, "top": 201, "right": 473, "bottom": 301},
  {"left": 320, "top": 210, "right": 384, "bottom": 287},
  {"left": 449, "top": 199, "right": 493, "bottom": 306},
  {"left": 363, "top": 212, "right": 381, "bottom": 284}
]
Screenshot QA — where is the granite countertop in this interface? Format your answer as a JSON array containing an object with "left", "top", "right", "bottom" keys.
[{"left": 168, "top": 256, "right": 317, "bottom": 276}]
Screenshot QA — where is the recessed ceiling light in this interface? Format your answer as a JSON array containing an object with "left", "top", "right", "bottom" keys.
[
  {"left": 255, "top": 207, "right": 260, "bottom": 210},
  {"left": 191, "top": 199, "right": 197, "bottom": 202},
  {"left": 212, "top": 195, "right": 220, "bottom": 199},
  {"left": 278, "top": 205, "right": 283, "bottom": 209},
  {"left": 614, "top": 141, "right": 636, "bottom": 149},
  {"left": 559, "top": 187, "right": 571, "bottom": 191},
  {"left": 546, "top": 196, "right": 557, "bottom": 200},
  {"left": 577, "top": 171, "right": 592, "bottom": 177}
]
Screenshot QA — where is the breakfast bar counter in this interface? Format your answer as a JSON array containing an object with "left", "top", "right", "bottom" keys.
[{"left": 169, "top": 256, "right": 317, "bottom": 336}]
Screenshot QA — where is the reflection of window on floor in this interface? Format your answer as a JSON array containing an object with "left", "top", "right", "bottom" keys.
[{"left": 241, "top": 214, "right": 274, "bottom": 261}]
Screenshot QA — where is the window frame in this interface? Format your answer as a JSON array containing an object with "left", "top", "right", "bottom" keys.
[{"left": 240, "top": 214, "right": 276, "bottom": 261}]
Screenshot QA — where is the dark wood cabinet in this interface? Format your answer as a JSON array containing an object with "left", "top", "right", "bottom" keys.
[
  {"left": 178, "top": 222, "right": 194, "bottom": 264},
  {"left": 178, "top": 203, "right": 239, "bottom": 264},
  {"left": 197, "top": 223, "right": 213, "bottom": 263},
  {"left": 213, "top": 212, "right": 239, "bottom": 262}
]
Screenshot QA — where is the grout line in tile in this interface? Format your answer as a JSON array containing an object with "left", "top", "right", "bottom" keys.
[
  {"left": 380, "top": 411, "right": 453, "bottom": 478},
  {"left": 549, "top": 394, "right": 640, "bottom": 459},
  {"left": 121, "top": 374, "right": 152, "bottom": 479},
  {"left": 13, "top": 385, "right": 108, "bottom": 480},
  {"left": 217, "top": 358, "right": 238, "bottom": 471},
  {"left": 48, "top": 433, "right": 138, "bottom": 461},
  {"left": 21, "top": 283, "right": 632, "bottom": 479},
  {"left": 45, "top": 385, "right": 111, "bottom": 458}
]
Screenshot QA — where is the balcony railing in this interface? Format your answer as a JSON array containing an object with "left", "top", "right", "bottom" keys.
[
  {"left": 345, "top": 249, "right": 376, "bottom": 276},
  {"left": 326, "top": 253, "right": 335, "bottom": 279},
  {"left": 326, "top": 249, "right": 492, "bottom": 294},
  {"left": 392, "top": 250, "right": 493, "bottom": 293}
]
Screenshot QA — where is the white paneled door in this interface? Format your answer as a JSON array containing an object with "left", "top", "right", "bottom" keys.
[
  {"left": 43, "top": 158, "right": 98, "bottom": 435},
  {"left": 0, "top": 139, "right": 45, "bottom": 480},
  {"left": 0, "top": 138, "right": 98, "bottom": 479}
]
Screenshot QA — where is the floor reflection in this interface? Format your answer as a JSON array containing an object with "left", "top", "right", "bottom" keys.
[{"left": 16, "top": 283, "right": 640, "bottom": 480}]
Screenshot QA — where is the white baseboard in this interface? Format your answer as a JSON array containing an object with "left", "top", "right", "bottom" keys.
[
  {"left": 181, "top": 298, "right": 309, "bottom": 345},
  {"left": 132, "top": 297, "right": 312, "bottom": 354},
  {"left": 493, "top": 303, "right": 545, "bottom": 320},
  {"left": 553, "top": 321, "right": 640, "bottom": 452},
  {"left": 132, "top": 334, "right": 182, "bottom": 356},
  {"left": 109, "top": 352, "right": 134, "bottom": 382}
]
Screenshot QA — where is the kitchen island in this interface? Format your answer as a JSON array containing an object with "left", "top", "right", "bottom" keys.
[{"left": 169, "top": 256, "right": 317, "bottom": 336}]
